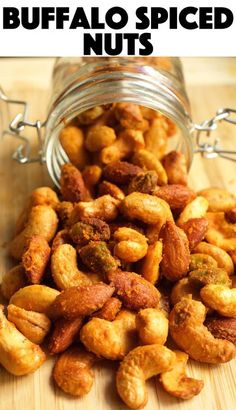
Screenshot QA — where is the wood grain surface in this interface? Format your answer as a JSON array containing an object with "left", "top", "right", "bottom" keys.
[{"left": 0, "top": 58, "right": 236, "bottom": 410}]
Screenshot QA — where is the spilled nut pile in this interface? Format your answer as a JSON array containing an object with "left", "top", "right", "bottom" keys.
[{"left": 1, "top": 102, "right": 236, "bottom": 409}]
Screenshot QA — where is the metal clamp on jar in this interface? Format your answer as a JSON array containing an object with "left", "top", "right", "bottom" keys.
[{"left": 1, "top": 57, "right": 236, "bottom": 188}]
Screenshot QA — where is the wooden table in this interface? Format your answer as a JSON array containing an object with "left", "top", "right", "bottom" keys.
[{"left": 0, "top": 58, "right": 236, "bottom": 410}]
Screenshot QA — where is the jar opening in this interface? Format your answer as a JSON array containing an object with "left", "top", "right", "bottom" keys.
[{"left": 44, "top": 59, "right": 193, "bottom": 187}]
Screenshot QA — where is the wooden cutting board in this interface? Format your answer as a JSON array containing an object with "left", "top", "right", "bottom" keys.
[{"left": 0, "top": 59, "right": 236, "bottom": 410}]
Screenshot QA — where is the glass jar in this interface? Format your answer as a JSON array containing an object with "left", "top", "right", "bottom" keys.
[
  {"left": 44, "top": 57, "right": 193, "bottom": 187},
  {"left": 1, "top": 58, "right": 235, "bottom": 186}
]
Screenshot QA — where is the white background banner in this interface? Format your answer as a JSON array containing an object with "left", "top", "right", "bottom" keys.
[{"left": 0, "top": 0, "right": 235, "bottom": 56}]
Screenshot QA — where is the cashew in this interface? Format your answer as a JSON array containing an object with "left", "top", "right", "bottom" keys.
[
  {"left": 10, "top": 285, "right": 60, "bottom": 317},
  {"left": 200, "top": 284, "right": 236, "bottom": 317},
  {"left": 146, "top": 200, "right": 174, "bottom": 243},
  {"left": 113, "top": 227, "right": 148, "bottom": 263},
  {"left": 169, "top": 297, "right": 236, "bottom": 363},
  {"left": 51, "top": 244, "right": 91, "bottom": 290},
  {"left": 144, "top": 117, "right": 168, "bottom": 159},
  {"left": 82, "top": 165, "right": 102, "bottom": 189},
  {"left": 132, "top": 149, "right": 168, "bottom": 185},
  {"left": 69, "top": 195, "right": 119, "bottom": 223},
  {"left": 189, "top": 253, "right": 218, "bottom": 271},
  {"left": 140, "top": 106, "right": 160, "bottom": 120},
  {"left": 7, "top": 304, "right": 51, "bottom": 344},
  {"left": 120, "top": 192, "right": 172, "bottom": 225},
  {"left": 162, "top": 150, "right": 188, "bottom": 186},
  {"left": 99, "top": 137, "right": 132, "bottom": 164},
  {"left": 194, "top": 242, "right": 234, "bottom": 275},
  {"left": 205, "top": 212, "right": 236, "bottom": 251},
  {"left": 78, "top": 106, "right": 104, "bottom": 125},
  {"left": 0, "top": 306, "right": 46, "bottom": 375},
  {"left": 177, "top": 196, "right": 209, "bottom": 226},
  {"left": 115, "top": 102, "right": 147, "bottom": 130},
  {"left": 55, "top": 201, "right": 74, "bottom": 226},
  {"left": 10, "top": 205, "right": 58, "bottom": 260},
  {"left": 119, "top": 129, "right": 145, "bottom": 150},
  {"left": 170, "top": 278, "right": 201, "bottom": 306},
  {"left": 85, "top": 125, "right": 116, "bottom": 152},
  {"left": 15, "top": 187, "right": 59, "bottom": 235},
  {"left": 139, "top": 241, "right": 162, "bottom": 284},
  {"left": 53, "top": 346, "right": 97, "bottom": 396},
  {"left": 116, "top": 344, "right": 176, "bottom": 409},
  {"left": 198, "top": 187, "right": 236, "bottom": 212},
  {"left": 59, "top": 125, "right": 89, "bottom": 169},
  {"left": 80, "top": 310, "right": 137, "bottom": 360},
  {"left": 1, "top": 265, "right": 27, "bottom": 301},
  {"left": 136, "top": 308, "right": 168, "bottom": 345},
  {"left": 51, "top": 229, "right": 71, "bottom": 252},
  {"left": 159, "top": 350, "right": 204, "bottom": 399},
  {"left": 98, "top": 181, "right": 125, "bottom": 201}
]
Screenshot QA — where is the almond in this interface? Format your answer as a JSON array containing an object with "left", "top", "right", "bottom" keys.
[
  {"left": 50, "top": 283, "right": 115, "bottom": 320},
  {"left": 103, "top": 161, "right": 143, "bottom": 184},
  {"left": 160, "top": 221, "right": 190, "bottom": 281},
  {"left": 205, "top": 316, "right": 236, "bottom": 345},
  {"left": 22, "top": 235, "right": 51, "bottom": 284},
  {"left": 225, "top": 208, "right": 236, "bottom": 224},
  {"left": 155, "top": 185, "right": 196, "bottom": 210},
  {"left": 92, "top": 297, "right": 122, "bottom": 321},
  {"left": 107, "top": 270, "right": 160, "bottom": 310},
  {"left": 179, "top": 218, "right": 208, "bottom": 251},
  {"left": 229, "top": 249, "right": 236, "bottom": 268},
  {"left": 60, "top": 163, "right": 89, "bottom": 202},
  {"left": 48, "top": 317, "right": 83, "bottom": 354}
]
